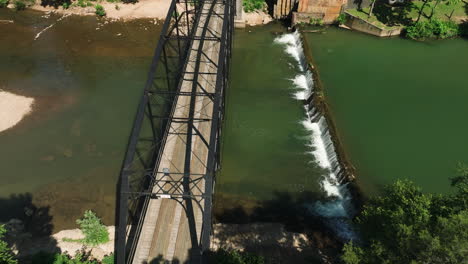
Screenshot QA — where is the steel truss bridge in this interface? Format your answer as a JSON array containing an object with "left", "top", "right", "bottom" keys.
[{"left": 115, "top": 0, "right": 234, "bottom": 263}]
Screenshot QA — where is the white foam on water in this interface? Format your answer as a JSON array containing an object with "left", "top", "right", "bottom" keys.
[
  {"left": 34, "top": 14, "right": 71, "bottom": 41},
  {"left": 275, "top": 32, "right": 356, "bottom": 241}
]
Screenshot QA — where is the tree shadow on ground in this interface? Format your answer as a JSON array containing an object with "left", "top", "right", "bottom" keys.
[
  {"left": 213, "top": 191, "right": 346, "bottom": 263},
  {"left": 147, "top": 250, "right": 200, "bottom": 264},
  {"left": 460, "top": 20, "right": 468, "bottom": 39},
  {"left": 373, "top": 0, "right": 414, "bottom": 26},
  {"left": 40, "top": 0, "right": 71, "bottom": 8},
  {"left": 0, "top": 193, "right": 60, "bottom": 262}
]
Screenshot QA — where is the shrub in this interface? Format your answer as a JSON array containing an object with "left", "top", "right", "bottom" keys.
[
  {"left": 95, "top": 4, "right": 106, "bottom": 17},
  {"left": 77, "top": 0, "right": 86, "bottom": 7},
  {"left": 121, "top": 0, "right": 136, "bottom": 3},
  {"left": 243, "top": 0, "right": 264, "bottom": 13},
  {"left": 309, "top": 18, "right": 324, "bottom": 26},
  {"left": 76, "top": 210, "right": 109, "bottom": 246},
  {"left": 405, "top": 19, "right": 460, "bottom": 40},
  {"left": 0, "top": 225, "right": 17, "bottom": 264},
  {"left": 14, "top": 0, "right": 25, "bottom": 10},
  {"left": 0, "top": 0, "right": 8, "bottom": 8},
  {"left": 336, "top": 13, "right": 347, "bottom": 25},
  {"left": 102, "top": 254, "right": 114, "bottom": 264},
  {"left": 213, "top": 249, "right": 264, "bottom": 264},
  {"left": 460, "top": 21, "right": 468, "bottom": 37}
]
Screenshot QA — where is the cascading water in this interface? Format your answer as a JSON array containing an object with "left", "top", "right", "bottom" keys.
[{"left": 275, "top": 31, "right": 355, "bottom": 241}]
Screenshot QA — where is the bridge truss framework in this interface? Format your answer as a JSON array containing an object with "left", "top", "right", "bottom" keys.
[{"left": 115, "top": 0, "right": 234, "bottom": 263}]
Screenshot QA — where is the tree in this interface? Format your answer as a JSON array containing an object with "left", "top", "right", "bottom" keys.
[
  {"left": 342, "top": 176, "right": 468, "bottom": 264},
  {"left": 447, "top": 0, "right": 461, "bottom": 20},
  {"left": 76, "top": 211, "right": 109, "bottom": 246},
  {"left": 416, "top": 0, "right": 430, "bottom": 22},
  {"left": 212, "top": 249, "right": 264, "bottom": 264},
  {"left": 0, "top": 225, "right": 17, "bottom": 264},
  {"left": 368, "top": 0, "right": 376, "bottom": 19}
]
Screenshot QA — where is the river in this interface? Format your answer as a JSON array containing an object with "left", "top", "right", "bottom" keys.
[
  {"left": 304, "top": 27, "right": 468, "bottom": 194},
  {"left": 0, "top": 9, "right": 162, "bottom": 232},
  {"left": 3, "top": 9, "right": 464, "bottom": 238}
]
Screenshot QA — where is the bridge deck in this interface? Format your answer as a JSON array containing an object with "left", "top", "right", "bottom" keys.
[{"left": 131, "top": 1, "right": 224, "bottom": 263}]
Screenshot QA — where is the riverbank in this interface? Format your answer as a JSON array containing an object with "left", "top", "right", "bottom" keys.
[
  {"left": 343, "top": 0, "right": 468, "bottom": 37},
  {"left": 3, "top": 0, "right": 170, "bottom": 20},
  {"left": 7, "top": 0, "right": 273, "bottom": 25},
  {"left": 31, "top": 0, "right": 170, "bottom": 20},
  {"left": 5, "top": 221, "right": 114, "bottom": 261},
  {"left": 7, "top": 222, "right": 334, "bottom": 263},
  {"left": 0, "top": 90, "right": 34, "bottom": 133}
]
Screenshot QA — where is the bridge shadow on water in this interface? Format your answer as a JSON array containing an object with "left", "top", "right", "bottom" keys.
[
  {"left": 0, "top": 193, "right": 60, "bottom": 262},
  {"left": 212, "top": 191, "right": 345, "bottom": 264}
]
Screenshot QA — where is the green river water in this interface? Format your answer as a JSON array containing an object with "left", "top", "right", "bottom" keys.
[
  {"left": 1, "top": 9, "right": 466, "bottom": 233},
  {"left": 305, "top": 28, "right": 468, "bottom": 194},
  {"left": 0, "top": 9, "right": 162, "bottom": 231}
]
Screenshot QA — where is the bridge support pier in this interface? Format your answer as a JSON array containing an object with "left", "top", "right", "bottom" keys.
[{"left": 234, "top": 0, "right": 245, "bottom": 28}]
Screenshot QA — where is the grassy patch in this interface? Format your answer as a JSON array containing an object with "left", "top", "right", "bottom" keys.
[
  {"left": 62, "top": 237, "right": 85, "bottom": 243},
  {"left": 409, "top": 0, "right": 467, "bottom": 21},
  {"left": 243, "top": 0, "right": 265, "bottom": 13},
  {"left": 347, "top": 0, "right": 467, "bottom": 28},
  {"left": 346, "top": 8, "right": 401, "bottom": 29}
]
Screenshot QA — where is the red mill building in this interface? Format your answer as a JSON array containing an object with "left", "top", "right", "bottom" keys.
[{"left": 273, "top": 0, "right": 348, "bottom": 24}]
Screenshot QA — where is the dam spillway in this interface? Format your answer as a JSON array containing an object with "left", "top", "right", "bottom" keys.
[{"left": 275, "top": 30, "right": 356, "bottom": 240}]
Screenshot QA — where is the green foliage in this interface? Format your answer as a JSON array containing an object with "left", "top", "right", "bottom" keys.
[
  {"left": 336, "top": 13, "right": 347, "bottom": 25},
  {"left": 95, "top": 4, "right": 106, "bottom": 17},
  {"left": 309, "top": 18, "right": 324, "bottom": 26},
  {"left": 121, "top": 0, "right": 136, "bottom": 3},
  {"left": 341, "top": 242, "right": 364, "bottom": 264},
  {"left": 242, "top": 0, "right": 264, "bottom": 13},
  {"left": 0, "top": 225, "right": 17, "bottom": 264},
  {"left": 31, "top": 251, "right": 107, "bottom": 264},
  {"left": 53, "top": 252, "right": 97, "bottom": 264},
  {"left": 213, "top": 249, "right": 264, "bottom": 264},
  {"left": 77, "top": 0, "right": 86, "bottom": 7},
  {"left": 0, "top": 0, "right": 8, "bottom": 8},
  {"left": 101, "top": 254, "right": 114, "bottom": 264},
  {"left": 342, "top": 175, "right": 468, "bottom": 264},
  {"left": 14, "top": 0, "right": 25, "bottom": 10},
  {"left": 76, "top": 210, "right": 109, "bottom": 246},
  {"left": 406, "top": 19, "right": 459, "bottom": 39}
]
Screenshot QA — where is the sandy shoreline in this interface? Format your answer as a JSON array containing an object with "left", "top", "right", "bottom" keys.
[
  {"left": 19, "top": 0, "right": 272, "bottom": 25},
  {"left": 28, "top": 0, "right": 171, "bottom": 20},
  {"left": 0, "top": 90, "right": 34, "bottom": 133}
]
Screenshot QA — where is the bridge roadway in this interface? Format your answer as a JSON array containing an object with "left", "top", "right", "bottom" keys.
[{"left": 130, "top": 1, "right": 225, "bottom": 263}]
